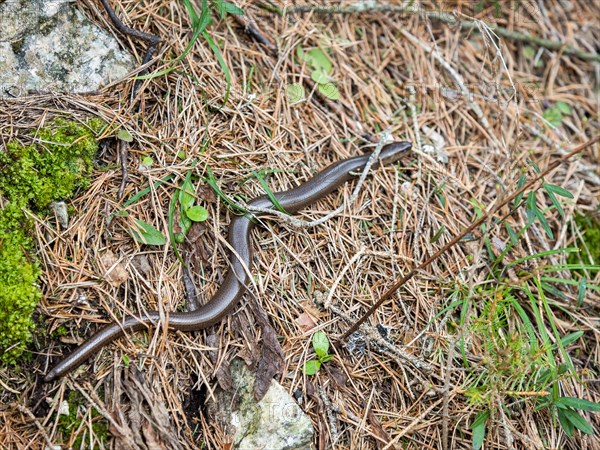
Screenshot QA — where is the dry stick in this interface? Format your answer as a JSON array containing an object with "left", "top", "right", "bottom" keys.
[
  {"left": 238, "top": 130, "right": 390, "bottom": 229},
  {"left": 231, "top": 13, "right": 278, "bottom": 56},
  {"left": 98, "top": 0, "right": 162, "bottom": 199},
  {"left": 285, "top": 3, "right": 600, "bottom": 63},
  {"left": 340, "top": 134, "right": 600, "bottom": 340}
]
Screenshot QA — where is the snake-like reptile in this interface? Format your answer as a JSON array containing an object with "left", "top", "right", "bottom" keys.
[{"left": 44, "top": 141, "right": 412, "bottom": 382}]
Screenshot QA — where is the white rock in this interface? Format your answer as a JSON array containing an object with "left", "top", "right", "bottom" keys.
[{"left": 0, "top": 0, "right": 134, "bottom": 96}]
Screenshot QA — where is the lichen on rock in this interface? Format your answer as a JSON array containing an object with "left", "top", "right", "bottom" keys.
[
  {"left": 208, "top": 359, "right": 314, "bottom": 450},
  {"left": 0, "top": 118, "right": 102, "bottom": 363},
  {"left": 0, "top": 0, "right": 135, "bottom": 96}
]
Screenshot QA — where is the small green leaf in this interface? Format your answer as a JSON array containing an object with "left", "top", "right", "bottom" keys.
[
  {"left": 113, "top": 209, "right": 129, "bottom": 218},
  {"left": 544, "top": 183, "right": 574, "bottom": 199},
  {"left": 122, "top": 354, "right": 130, "bottom": 367},
  {"left": 513, "top": 173, "right": 527, "bottom": 208},
  {"left": 174, "top": 232, "right": 186, "bottom": 244},
  {"left": 214, "top": 0, "right": 244, "bottom": 18},
  {"left": 180, "top": 213, "right": 192, "bottom": 236},
  {"left": 522, "top": 46, "right": 535, "bottom": 59},
  {"left": 197, "top": 0, "right": 212, "bottom": 31},
  {"left": 534, "top": 207, "right": 554, "bottom": 239},
  {"left": 526, "top": 191, "right": 537, "bottom": 223},
  {"left": 430, "top": 225, "right": 445, "bottom": 243},
  {"left": 202, "top": 30, "right": 230, "bottom": 105},
  {"left": 555, "top": 397, "right": 600, "bottom": 412},
  {"left": 186, "top": 205, "right": 209, "bottom": 222},
  {"left": 131, "top": 219, "right": 167, "bottom": 246},
  {"left": 140, "top": 156, "right": 154, "bottom": 169},
  {"left": 577, "top": 277, "right": 587, "bottom": 306},
  {"left": 312, "top": 331, "right": 329, "bottom": 359},
  {"left": 179, "top": 176, "right": 196, "bottom": 211},
  {"left": 543, "top": 106, "right": 563, "bottom": 127},
  {"left": 545, "top": 188, "right": 564, "bottom": 217},
  {"left": 318, "top": 82, "right": 340, "bottom": 100},
  {"left": 311, "top": 68, "right": 329, "bottom": 84},
  {"left": 470, "top": 197, "right": 485, "bottom": 218},
  {"left": 320, "top": 354, "right": 334, "bottom": 363},
  {"left": 296, "top": 46, "right": 307, "bottom": 61},
  {"left": 562, "top": 408, "right": 594, "bottom": 434},
  {"left": 471, "top": 411, "right": 489, "bottom": 450},
  {"left": 306, "top": 48, "right": 333, "bottom": 74},
  {"left": 558, "top": 408, "right": 575, "bottom": 437},
  {"left": 560, "top": 331, "right": 584, "bottom": 347},
  {"left": 528, "top": 160, "right": 541, "bottom": 174},
  {"left": 286, "top": 83, "right": 305, "bottom": 104},
  {"left": 555, "top": 101, "right": 572, "bottom": 115},
  {"left": 117, "top": 128, "right": 134, "bottom": 142},
  {"left": 505, "top": 222, "right": 518, "bottom": 245},
  {"left": 304, "top": 359, "right": 321, "bottom": 375}
]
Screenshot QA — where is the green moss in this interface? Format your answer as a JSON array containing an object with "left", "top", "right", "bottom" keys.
[
  {"left": 567, "top": 213, "right": 600, "bottom": 273},
  {"left": 0, "top": 118, "right": 102, "bottom": 363}
]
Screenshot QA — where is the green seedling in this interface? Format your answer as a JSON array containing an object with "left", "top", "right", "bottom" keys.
[
  {"left": 294, "top": 46, "right": 340, "bottom": 101},
  {"left": 141, "top": 0, "right": 243, "bottom": 105},
  {"left": 304, "top": 331, "right": 334, "bottom": 375}
]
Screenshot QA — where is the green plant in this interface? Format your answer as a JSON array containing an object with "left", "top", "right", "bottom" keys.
[
  {"left": 172, "top": 171, "right": 209, "bottom": 244},
  {"left": 57, "top": 391, "right": 109, "bottom": 448},
  {"left": 141, "top": 0, "right": 243, "bottom": 105},
  {"left": 130, "top": 219, "right": 167, "bottom": 246},
  {"left": 304, "top": 331, "right": 334, "bottom": 375},
  {"left": 290, "top": 45, "right": 340, "bottom": 102},
  {"left": 542, "top": 101, "right": 572, "bottom": 127},
  {"left": 458, "top": 256, "right": 600, "bottom": 449},
  {"left": 0, "top": 119, "right": 101, "bottom": 363},
  {"left": 541, "top": 396, "right": 600, "bottom": 437},
  {"left": 438, "top": 167, "right": 600, "bottom": 448},
  {"left": 567, "top": 213, "right": 600, "bottom": 279},
  {"left": 128, "top": 171, "right": 210, "bottom": 250}
]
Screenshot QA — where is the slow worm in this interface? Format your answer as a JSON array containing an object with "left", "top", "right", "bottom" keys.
[{"left": 44, "top": 141, "right": 411, "bottom": 382}]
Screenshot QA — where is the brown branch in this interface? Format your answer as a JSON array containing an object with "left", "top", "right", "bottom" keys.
[
  {"left": 97, "top": 0, "right": 163, "bottom": 199},
  {"left": 285, "top": 3, "right": 600, "bottom": 63},
  {"left": 231, "top": 13, "right": 278, "bottom": 56},
  {"left": 340, "top": 134, "right": 600, "bottom": 340}
]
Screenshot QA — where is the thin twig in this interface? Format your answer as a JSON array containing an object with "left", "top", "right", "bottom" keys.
[
  {"left": 117, "top": 139, "right": 129, "bottom": 199},
  {"left": 341, "top": 134, "right": 600, "bottom": 340},
  {"left": 98, "top": 0, "right": 162, "bottom": 199},
  {"left": 285, "top": 3, "right": 600, "bottom": 62},
  {"left": 234, "top": 130, "right": 392, "bottom": 229},
  {"left": 231, "top": 12, "right": 278, "bottom": 56}
]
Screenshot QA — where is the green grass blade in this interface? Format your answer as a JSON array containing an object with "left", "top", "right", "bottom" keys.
[{"left": 201, "top": 30, "right": 231, "bottom": 105}]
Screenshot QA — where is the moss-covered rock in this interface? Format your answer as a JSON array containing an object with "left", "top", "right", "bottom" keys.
[{"left": 0, "top": 118, "right": 102, "bottom": 363}]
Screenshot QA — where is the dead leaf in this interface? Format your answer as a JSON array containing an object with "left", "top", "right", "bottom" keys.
[
  {"left": 131, "top": 254, "right": 152, "bottom": 276},
  {"left": 246, "top": 296, "right": 284, "bottom": 401},
  {"left": 100, "top": 250, "right": 129, "bottom": 287},
  {"left": 254, "top": 323, "right": 284, "bottom": 401},
  {"left": 295, "top": 312, "right": 317, "bottom": 332}
]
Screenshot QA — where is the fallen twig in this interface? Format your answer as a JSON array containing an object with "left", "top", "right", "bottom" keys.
[
  {"left": 285, "top": 3, "right": 600, "bottom": 63},
  {"left": 341, "top": 134, "right": 600, "bottom": 339},
  {"left": 97, "top": 0, "right": 162, "bottom": 199}
]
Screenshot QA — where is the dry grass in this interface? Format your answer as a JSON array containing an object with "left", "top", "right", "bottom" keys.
[{"left": 1, "top": 0, "right": 599, "bottom": 449}]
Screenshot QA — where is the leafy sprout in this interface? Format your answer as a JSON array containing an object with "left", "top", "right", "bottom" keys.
[{"left": 304, "top": 331, "right": 334, "bottom": 375}]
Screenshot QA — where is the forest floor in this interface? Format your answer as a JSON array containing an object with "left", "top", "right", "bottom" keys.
[{"left": 1, "top": 1, "right": 599, "bottom": 449}]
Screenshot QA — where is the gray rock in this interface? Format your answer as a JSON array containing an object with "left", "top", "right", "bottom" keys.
[
  {"left": 0, "top": 0, "right": 134, "bottom": 96},
  {"left": 209, "top": 359, "right": 314, "bottom": 450}
]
